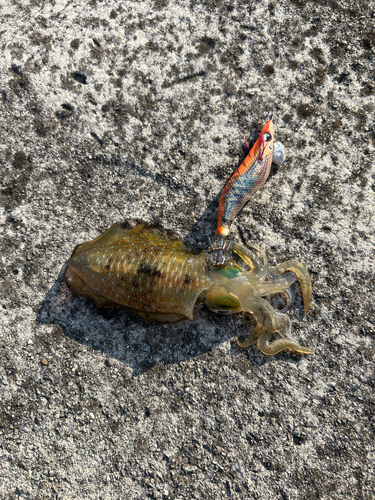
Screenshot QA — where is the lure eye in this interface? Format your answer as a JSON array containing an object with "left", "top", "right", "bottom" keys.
[{"left": 263, "top": 133, "right": 272, "bottom": 142}]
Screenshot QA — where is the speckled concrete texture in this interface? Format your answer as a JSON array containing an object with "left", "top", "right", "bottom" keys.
[{"left": 1, "top": 0, "right": 374, "bottom": 499}]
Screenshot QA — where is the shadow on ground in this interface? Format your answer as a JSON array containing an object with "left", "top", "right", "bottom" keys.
[
  {"left": 37, "top": 249, "right": 306, "bottom": 379},
  {"left": 36, "top": 263, "right": 243, "bottom": 375}
]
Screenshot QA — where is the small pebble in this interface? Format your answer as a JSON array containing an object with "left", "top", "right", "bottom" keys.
[
  {"left": 182, "top": 465, "right": 198, "bottom": 473},
  {"left": 41, "top": 359, "right": 48, "bottom": 366}
]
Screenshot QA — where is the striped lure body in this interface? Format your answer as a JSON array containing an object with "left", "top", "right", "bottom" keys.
[{"left": 217, "top": 119, "right": 274, "bottom": 237}]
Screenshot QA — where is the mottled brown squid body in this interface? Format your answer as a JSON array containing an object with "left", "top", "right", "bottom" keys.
[
  {"left": 65, "top": 220, "right": 211, "bottom": 322},
  {"left": 65, "top": 220, "right": 313, "bottom": 355}
]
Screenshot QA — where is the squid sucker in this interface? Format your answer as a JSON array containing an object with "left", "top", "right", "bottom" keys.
[{"left": 65, "top": 219, "right": 313, "bottom": 355}]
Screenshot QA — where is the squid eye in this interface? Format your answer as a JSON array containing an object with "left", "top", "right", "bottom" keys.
[{"left": 263, "top": 133, "right": 272, "bottom": 141}]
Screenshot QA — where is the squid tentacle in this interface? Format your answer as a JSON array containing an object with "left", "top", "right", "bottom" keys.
[
  {"left": 235, "top": 297, "right": 312, "bottom": 355},
  {"left": 268, "top": 260, "right": 312, "bottom": 314},
  {"left": 231, "top": 242, "right": 268, "bottom": 281}
]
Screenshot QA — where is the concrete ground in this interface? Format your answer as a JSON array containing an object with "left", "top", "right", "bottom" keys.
[{"left": 0, "top": 0, "right": 374, "bottom": 498}]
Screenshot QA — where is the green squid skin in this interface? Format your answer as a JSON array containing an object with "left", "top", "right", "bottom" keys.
[{"left": 65, "top": 220, "right": 313, "bottom": 355}]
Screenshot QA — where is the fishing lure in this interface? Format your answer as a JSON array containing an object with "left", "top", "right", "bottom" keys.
[
  {"left": 215, "top": 116, "right": 283, "bottom": 265},
  {"left": 65, "top": 220, "right": 313, "bottom": 355}
]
